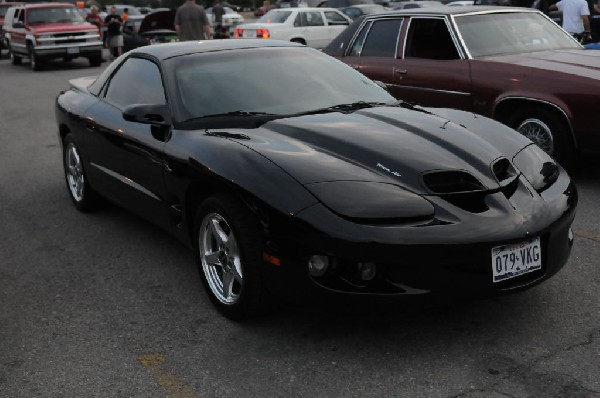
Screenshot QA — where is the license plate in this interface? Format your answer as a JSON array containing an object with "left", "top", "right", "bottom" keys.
[
  {"left": 67, "top": 47, "right": 79, "bottom": 54},
  {"left": 492, "top": 237, "right": 541, "bottom": 283},
  {"left": 243, "top": 30, "right": 256, "bottom": 38}
]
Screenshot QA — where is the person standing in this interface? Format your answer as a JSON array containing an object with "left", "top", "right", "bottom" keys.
[
  {"left": 212, "top": 1, "right": 225, "bottom": 27},
  {"left": 104, "top": 6, "right": 124, "bottom": 60},
  {"left": 85, "top": 6, "right": 103, "bottom": 28},
  {"left": 174, "top": 0, "right": 212, "bottom": 41},
  {"left": 551, "top": 0, "right": 591, "bottom": 40},
  {"left": 121, "top": 8, "right": 129, "bottom": 21}
]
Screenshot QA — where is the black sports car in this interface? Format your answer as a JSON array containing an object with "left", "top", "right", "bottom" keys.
[{"left": 55, "top": 40, "right": 577, "bottom": 319}]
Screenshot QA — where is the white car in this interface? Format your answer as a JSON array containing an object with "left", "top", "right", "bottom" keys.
[
  {"left": 206, "top": 6, "right": 245, "bottom": 27},
  {"left": 234, "top": 7, "right": 351, "bottom": 49}
]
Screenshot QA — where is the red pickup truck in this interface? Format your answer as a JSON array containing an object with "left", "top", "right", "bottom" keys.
[{"left": 3, "top": 3, "right": 103, "bottom": 70}]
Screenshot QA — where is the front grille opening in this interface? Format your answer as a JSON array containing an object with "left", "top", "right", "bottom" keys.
[
  {"left": 440, "top": 192, "right": 489, "bottom": 213},
  {"left": 423, "top": 171, "right": 485, "bottom": 194}
]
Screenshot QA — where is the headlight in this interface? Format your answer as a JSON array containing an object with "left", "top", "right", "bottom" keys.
[
  {"left": 512, "top": 144, "right": 559, "bottom": 192},
  {"left": 305, "top": 181, "right": 434, "bottom": 223}
]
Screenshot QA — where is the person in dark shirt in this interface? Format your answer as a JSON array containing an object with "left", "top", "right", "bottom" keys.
[
  {"left": 212, "top": 0, "right": 225, "bottom": 26},
  {"left": 104, "top": 6, "right": 123, "bottom": 59}
]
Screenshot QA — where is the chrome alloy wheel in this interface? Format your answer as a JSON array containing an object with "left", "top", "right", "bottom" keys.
[
  {"left": 65, "top": 142, "right": 85, "bottom": 202},
  {"left": 199, "top": 213, "right": 243, "bottom": 305},
  {"left": 517, "top": 118, "right": 554, "bottom": 155}
]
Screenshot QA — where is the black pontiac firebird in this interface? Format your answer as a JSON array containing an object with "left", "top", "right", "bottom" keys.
[{"left": 55, "top": 40, "right": 577, "bottom": 319}]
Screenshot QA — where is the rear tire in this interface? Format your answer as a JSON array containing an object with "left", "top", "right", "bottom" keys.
[
  {"left": 508, "top": 105, "right": 575, "bottom": 169},
  {"left": 194, "top": 193, "right": 267, "bottom": 320},
  {"left": 63, "top": 133, "right": 101, "bottom": 212},
  {"left": 9, "top": 44, "right": 22, "bottom": 65}
]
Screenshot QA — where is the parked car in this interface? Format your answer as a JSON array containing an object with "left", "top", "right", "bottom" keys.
[
  {"left": 341, "top": 4, "right": 387, "bottom": 19},
  {"left": 446, "top": 0, "right": 475, "bottom": 5},
  {"left": 391, "top": 1, "right": 443, "bottom": 9},
  {"left": 55, "top": 40, "right": 577, "bottom": 319},
  {"left": 3, "top": 2, "right": 102, "bottom": 70},
  {"left": 318, "top": 0, "right": 375, "bottom": 7},
  {"left": 234, "top": 8, "right": 350, "bottom": 48},
  {"left": 0, "top": 2, "right": 23, "bottom": 58},
  {"left": 122, "top": 10, "right": 178, "bottom": 53},
  {"left": 324, "top": 7, "right": 600, "bottom": 166},
  {"left": 206, "top": 6, "right": 245, "bottom": 27}
]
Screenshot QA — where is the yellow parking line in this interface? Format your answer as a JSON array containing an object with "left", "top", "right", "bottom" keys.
[
  {"left": 138, "top": 354, "right": 198, "bottom": 398},
  {"left": 573, "top": 229, "right": 600, "bottom": 242}
]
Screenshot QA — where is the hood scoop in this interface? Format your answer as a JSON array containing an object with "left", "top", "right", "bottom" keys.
[{"left": 423, "top": 170, "right": 486, "bottom": 194}]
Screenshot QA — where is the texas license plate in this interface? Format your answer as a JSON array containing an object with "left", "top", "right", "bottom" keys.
[
  {"left": 67, "top": 47, "right": 79, "bottom": 54},
  {"left": 243, "top": 31, "right": 256, "bottom": 38},
  {"left": 491, "top": 237, "right": 541, "bottom": 283}
]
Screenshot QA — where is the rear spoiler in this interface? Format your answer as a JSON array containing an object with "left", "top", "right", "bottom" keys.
[{"left": 69, "top": 76, "right": 97, "bottom": 92}]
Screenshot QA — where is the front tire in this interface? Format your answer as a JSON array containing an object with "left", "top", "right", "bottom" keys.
[
  {"left": 88, "top": 51, "right": 102, "bottom": 67},
  {"left": 194, "top": 193, "right": 266, "bottom": 320},
  {"left": 63, "top": 133, "right": 100, "bottom": 211},
  {"left": 508, "top": 106, "right": 575, "bottom": 168},
  {"left": 28, "top": 44, "right": 43, "bottom": 71}
]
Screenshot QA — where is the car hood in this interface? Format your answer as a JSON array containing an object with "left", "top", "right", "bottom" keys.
[
  {"left": 480, "top": 49, "right": 600, "bottom": 79},
  {"left": 218, "top": 106, "right": 531, "bottom": 195},
  {"left": 139, "top": 10, "right": 175, "bottom": 33},
  {"left": 29, "top": 22, "right": 98, "bottom": 33}
]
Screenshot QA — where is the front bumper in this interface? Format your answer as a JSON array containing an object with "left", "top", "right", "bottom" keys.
[
  {"left": 34, "top": 42, "right": 102, "bottom": 58},
  {"left": 258, "top": 174, "right": 577, "bottom": 303}
]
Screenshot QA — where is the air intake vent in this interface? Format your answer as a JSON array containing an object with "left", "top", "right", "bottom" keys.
[
  {"left": 423, "top": 171, "right": 485, "bottom": 194},
  {"left": 492, "top": 158, "right": 517, "bottom": 183}
]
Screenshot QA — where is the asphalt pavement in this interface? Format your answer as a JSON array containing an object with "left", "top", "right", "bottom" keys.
[{"left": 0, "top": 53, "right": 599, "bottom": 398}]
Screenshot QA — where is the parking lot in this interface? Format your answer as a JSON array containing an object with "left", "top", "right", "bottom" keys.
[{"left": 0, "top": 54, "right": 599, "bottom": 397}]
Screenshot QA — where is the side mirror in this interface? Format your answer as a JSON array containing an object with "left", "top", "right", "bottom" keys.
[
  {"left": 123, "top": 104, "right": 171, "bottom": 126},
  {"left": 13, "top": 21, "right": 24, "bottom": 28}
]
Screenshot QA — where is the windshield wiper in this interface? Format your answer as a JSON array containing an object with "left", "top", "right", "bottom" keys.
[
  {"left": 191, "top": 110, "right": 277, "bottom": 120},
  {"left": 297, "top": 101, "right": 389, "bottom": 116}
]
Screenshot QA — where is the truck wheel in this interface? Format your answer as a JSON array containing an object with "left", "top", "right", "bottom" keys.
[
  {"left": 9, "top": 44, "right": 22, "bottom": 65},
  {"left": 88, "top": 51, "right": 102, "bottom": 67},
  {"left": 28, "top": 44, "right": 43, "bottom": 71}
]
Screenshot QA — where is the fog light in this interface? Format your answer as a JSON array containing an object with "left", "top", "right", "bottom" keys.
[
  {"left": 308, "top": 255, "right": 329, "bottom": 277},
  {"left": 358, "top": 262, "right": 376, "bottom": 281}
]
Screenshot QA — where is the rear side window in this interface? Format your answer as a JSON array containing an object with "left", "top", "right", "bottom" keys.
[
  {"left": 360, "top": 19, "right": 403, "bottom": 57},
  {"left": 104, "top": 57, "right": 166, "bottom": 109},
  {"left": 404, "top": 18, "right": 460, "bottom": 60},
  {"left": 324, "top": 10, "right": 348, "bottom": 25}
]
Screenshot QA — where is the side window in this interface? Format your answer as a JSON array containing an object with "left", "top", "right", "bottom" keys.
[
  {"left": 349, "top": 20, "right": 372, "bottom": 56},
  {"left": 304, "top": 11, "right": 324, "bottom": 27},
  {"left": 404, "top": 18, "right": 460, "bottom": 60},
  {"left": 104, "top": 58, "right": 166, "bottom": 109},
  {"left": 324, "top": 11, "right": 348, "bottom": 25},
  {"left": 294, "top": 13, "right": 302, "bottom": 27},
  {"left": 360, "top": 19, "right": 403, "bottom": 57},
  {"left": 17, "top": 9, "right": 24, "bottom": 24}
]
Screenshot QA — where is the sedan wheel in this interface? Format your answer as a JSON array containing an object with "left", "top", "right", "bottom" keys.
[
  {"left": 63, "top": 133, "right": 100, "bottom": 211},
  {"left": 195, "top": 194, "right": 266, "bottom": 319},
  {"left": 516, "top": 118, "right": 554, "bottom": 155}
]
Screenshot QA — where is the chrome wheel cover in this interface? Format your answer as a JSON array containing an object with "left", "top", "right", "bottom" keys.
[
  {"left": 517, "top": 118, "right": 554, "bottom": 155},
  {"left": 199, "top": 213, "right": 243, "bottom": 305},
  {"left": 65, "top": 142, "right": 84, "bottom": 202}
]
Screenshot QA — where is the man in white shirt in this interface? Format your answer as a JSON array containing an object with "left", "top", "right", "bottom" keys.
[{"left": 551, "top": 0, "right": 590, "bottom": 37}]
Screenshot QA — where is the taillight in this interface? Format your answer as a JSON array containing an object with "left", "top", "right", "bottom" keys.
[
  {"left": 235, "top": 29, "right": 242, "bottom": 38},
  {"left": 256, "top": 28, "right": 270, "bottom": 39}
]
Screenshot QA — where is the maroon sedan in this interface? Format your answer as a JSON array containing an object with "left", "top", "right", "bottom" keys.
[{"left": 324, "top": 7, "right": 600, "bottom": 166}]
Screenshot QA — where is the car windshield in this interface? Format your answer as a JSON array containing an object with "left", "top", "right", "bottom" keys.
[
  {"left": 168, "top": 46, "right": 395, "bottom": 122},
  {"left": 257, "top": 10, "right": 292, "bottom": 23},
  {"left": 454, "top": 12, "right": 580, "bottom": 57},
  {"left": 27, "top": 7, "right": 84, "bottom": 25}
]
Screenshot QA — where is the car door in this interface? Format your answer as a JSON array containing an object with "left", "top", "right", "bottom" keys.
[
  {"left": 9, "top": 8, "right": 27, "bottom": 55},
  {"left": 295, "top": 10, "right": 329, "bottom": 48},
  {"left": 342, "top": 18, "right": 404, "bottom": 87},
  {"left": 83, "top": 56, "right": 172, "bottom": 228},
  {"left": 391, "top": 17, "right": 472, "bottom": 109},
  {"left": 323, "top": 10, "right": 350, "bottom": 42}
]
